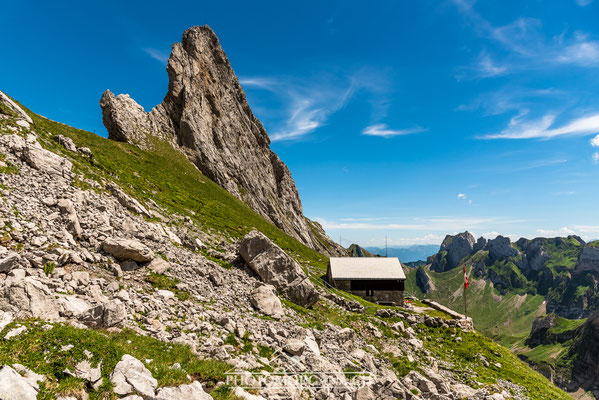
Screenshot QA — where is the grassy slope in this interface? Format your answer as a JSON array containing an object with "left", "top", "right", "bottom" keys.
[
  {"left": 405, "top": 265, "right": 546, "bottom": 348},
  {"left": 22, "top": 105, "right": 328, "bottom": 270},
  {"left": 0, "top": 320, "right": 237, "bottom": 400},
  {"left": 1, "top": 97, "right": 572, "bottom": 399}
]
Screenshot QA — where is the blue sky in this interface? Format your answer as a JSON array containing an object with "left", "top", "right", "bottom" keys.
[{"left": 2, "top": 0, "right": 599, "bottom": 246}]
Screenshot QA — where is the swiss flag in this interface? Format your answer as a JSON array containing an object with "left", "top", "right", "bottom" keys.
[{"left": 463, "top": 265, "right": 469, "bottom": 289}]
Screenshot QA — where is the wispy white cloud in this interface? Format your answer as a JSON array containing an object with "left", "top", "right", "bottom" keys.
[
  {"left": 594, "top": 152, "right": 599, "bottom": 164},
  {"left": 557, "top": 34, "right": 599, "bottom": 66},
  {"left": 313, "top": 216, "right": 523, "bottom": 232},
  {"left": 536, "top": 227, "right": 576, "bottom": 236},
  {"left": 482, "top": 113, "right": 599, "bottom": 139},
  {"left": 143, "top": 48, "right": 169, "bottom": 64},
  {"left": 477, "top": 53, "right": 508, "bottom": 77},
  {"left": 576, "top": 0, "right": 593, "bottom": 7},
  {"left": 362, "top": 124, "right": 426, "bottom": 138},
  {"left": 452, "top": 0, "right": 599, "bottom": 76},
  {"left": 457, "top": 193, "right": 467, "bottom": 199},
  {"left": 241, "top": 70, "right": 392, "bottom": 141},
  {"left": 591, "top": 134, "right": 599, "bottom": 147}
]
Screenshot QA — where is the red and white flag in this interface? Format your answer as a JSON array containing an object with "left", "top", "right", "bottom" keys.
[{"left": 463, "top": 265, "right": 469, "bottom": 289}]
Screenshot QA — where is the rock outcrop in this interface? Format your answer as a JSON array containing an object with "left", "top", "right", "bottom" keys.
[
  {"left": 575, "top": 244, "right": 599, "bottom": 275},
  {"left": 99, "top": 26, "right": 344, "bottom": 256},
  {"left": 415, "top": 266, "right": 435, "bottom": 293},
  {"left": 487, "top": 235, "right": 518, "bottom": 261},
  {"left": 430, "top": 232, "right": 475, "bottom": 272},
  {"left": 239, "top": 230, "right": 319, "bottom": 308}
]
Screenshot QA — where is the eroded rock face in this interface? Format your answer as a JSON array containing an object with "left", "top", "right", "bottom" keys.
[
  {"left": 99, "top": 26, "right": 344, "bottom": 256},
  {"left": 415, "top": 266, "right": 434, "bottom": 293},
  {"left": 431, "top": 232, "right": 475, "bottom": 272},
  {"left": 239, "top": 230, "right": 319, "bottom": 308},
  {"left": 487, "top": 235, "right": 518, "bottom": 261},
  {"left": 576, "top": 244, "right": 599, "bottom": 275}
]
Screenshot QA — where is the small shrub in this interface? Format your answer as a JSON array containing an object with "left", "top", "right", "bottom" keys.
[{"left": 43, "top": 262, "right": 56, "bottom": 276}]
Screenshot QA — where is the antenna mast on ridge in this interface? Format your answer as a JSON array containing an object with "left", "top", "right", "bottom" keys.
[{"left": 385, "top": 235, "right": 388, "bottom": 257}]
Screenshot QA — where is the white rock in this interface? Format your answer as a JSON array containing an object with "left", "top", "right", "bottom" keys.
[
  {"left": 0, "top": 365, "right": 39, "bottom": 400},
  {"left": 250, "top": 284, "right": 284, "bottom": 319},
  {"left": 110, "top": 354, "right": 157, "bottom": 397},
  {"left": 155, "top": 381, "right": 212, "bottom": 399}
]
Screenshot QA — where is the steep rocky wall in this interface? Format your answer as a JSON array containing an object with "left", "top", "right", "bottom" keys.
[{"left": 100, "top": 26, "right": 345, "bottom": 256}]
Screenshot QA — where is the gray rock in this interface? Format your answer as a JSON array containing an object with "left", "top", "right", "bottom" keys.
[
  {"left": 0, "top": 252, "right": 21, "bottom": 273},
  {"left": 155, "top": 381, "right": 212, "bottom": 399},
  {"left": 473, "top": 236, "right": 487, "bottom": 253},
  {"left": 240, "top": 230, "right": 319, "bottom": 307},
  {"left": 250, "top": 284, "right": 284, "bottom": 319},
  {"left": 79, "top": 299, "right": 126, "bottom": 328},
  {"left": 2, "top": 277, "right": 59, "bottom": 320},
  {"left": 0, "top": 365, "right": 41, "bottom": 400},
  {"left": 431, "top": 232, "right": 475, "bottom": 272},
  {"left": 54, "top": 135, "right": 77, "bottom": 152},
  {"left": 0, "top": 91, "right": 33, "bottom": 123},
  {"left": 103, "top": 237, "right": 154, "bottom": 262},
  {"left": 487, "top": 236, "right": 518, "bottom": 261},
  {"left": 21, "top": 144, "right": 73, "bottom": 177},
  {"left": 57, "top": 199, "right": 82, "bottom": 238},
  {"left": 106, "top": 183, "right": 152, "bottom": 218},
  {"left": 576, "top": 244, "right": 599, "bottom": 275},
  {"left": 147, "top": 258, "right": 170, "bottom": 274},
  {"left": 110, "top": 354, "right": 157, "bottom": 398},
  {"left": 284, "top": 339, "right": 306, "bottom": 356},
  {"left": 99, "top": 26, "right": 345, "bottom": 257}
]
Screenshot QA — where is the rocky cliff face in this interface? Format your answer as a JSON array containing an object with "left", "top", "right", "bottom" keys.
[
  {"left": 430, "top": 231, "right": 474, "bottom": 272},
  {"left": 100, "top": 26, "right": 344, "bottom": 256}
]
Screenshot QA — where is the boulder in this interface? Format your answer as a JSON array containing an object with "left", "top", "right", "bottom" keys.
[
  {"left": 103, "top": 237, "right": 154, "bottom": 262},
  {"left": 0, "top": 365, "right": 41, "bottom": 400},
  {"left": 79, "top": 299, "right": 126, "bottom": 328},
  {"left": 53, "top": 135, "right": 77, "bottom": 152},
  {"left": 147, "top": 258, "right": 170, "bottom": 274},
  {"left": 110, "top": 354, "right": 157, "bottom": 398},
  {"left": 284, "top": 339, "right": 306, "bottom": 356},
  {"left": 106, "top": 183, "right": 152, "bottom": 218},
  {"left": 21, "top": 144, "right": 72, "bottom": 177},
  {"left": 155, "top": 381, "right": 212, "bottom": 399},
  {"left": 239, "top": 230, "right": 319, "bottom": 308},
  {"left": 2, "top": 277, "right": 59, "bottom": 320},
  {"left": 57, "top": 199, "right": 83, "bottom": 238},
  {"left": 487, "top": 236, "right": 518, "bottom": 261},
  {"left": 0, "top": 252, "right": 21, "bottom": 273},
  {"left": 250, "top": 284, "right": 284, "bottom": 319}
]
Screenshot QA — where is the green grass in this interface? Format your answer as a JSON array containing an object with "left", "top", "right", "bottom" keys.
[
  {"left": 0, "top": 320, "right": 234, "bottom": 400},
  {"left": 22, "top": 106, "right": 329, "bottom": 272},
  {"left": 405, "top": 265, "right": 546, "bottom": 347},
  {"left": 146, "top": 272, "right": 191, "bottom": 301},
  {"left": 420, "top": 325, "right": 571, "bottom": 400},
  {"left": 548, "top": 316, "right": 586, "bottom": 335},
  {"left": 0, "top": 153, "right": 19, "bottom": 175}
]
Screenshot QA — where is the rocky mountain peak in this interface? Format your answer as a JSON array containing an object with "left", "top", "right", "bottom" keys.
[{"left": 100, "top": 26, "right": 344, "bottom": 256}]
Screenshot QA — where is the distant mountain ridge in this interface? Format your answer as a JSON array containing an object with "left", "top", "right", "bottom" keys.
[
  {"left": 405, "top": 231, "right": 599, "bottom": 398},
  {"left": 365, "top": 244, "right": 439, "bottom": 262}
]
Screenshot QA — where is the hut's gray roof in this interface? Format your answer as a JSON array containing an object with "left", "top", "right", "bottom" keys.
[{"left": 329, "top": 257, "right": 406, "bottom": 280}]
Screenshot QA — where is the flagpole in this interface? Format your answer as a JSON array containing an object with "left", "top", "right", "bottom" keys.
[{"left": 464, "top": 279, "right": 467, "bottom": 318}]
